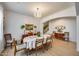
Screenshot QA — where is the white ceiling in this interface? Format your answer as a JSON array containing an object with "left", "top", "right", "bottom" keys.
[{"left": 2, "top": 2, "right": 75, "bottom": 18}]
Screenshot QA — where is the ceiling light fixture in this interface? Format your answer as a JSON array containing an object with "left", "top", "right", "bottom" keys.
[{"left": 34, "top": 8, "right": 42, "bottom": 18}]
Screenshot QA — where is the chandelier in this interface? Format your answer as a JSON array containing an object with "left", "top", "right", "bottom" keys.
[{"left": 34, "top": 8, "right": 42, "bottom": 18}]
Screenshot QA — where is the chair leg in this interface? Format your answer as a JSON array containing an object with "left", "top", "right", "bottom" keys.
[
  {"left": 27, "top": 49, "right": 29, "bottom": 56},
  {"left": 47, "top": 42, "right": 52, "bottom": 50},
  {"left": 50, "top": 42, "right": 52, "bottom": 48},
  {"left": 42, "top": 45, "right": 45, "bottom": 53},
  {"left": 35, "top": 48, "right": 37, "bottom": 56},
  {"left": 13, "top": 46, "right": 16, "bottom": 56},
  {"left": 45, "top": 43, "right": 49, "bottom": 50},
  {"left": 4, "top": 43, "right": 7, "bottom": 49},
  {"left": 11, "top": 43, "right": 12, "bottom": 48},
  {"left": 4, "top": 45, "right": 6, "bottom": 49},
  {"left": 14, "top": 50, "right": 16, "bottom": 56}
]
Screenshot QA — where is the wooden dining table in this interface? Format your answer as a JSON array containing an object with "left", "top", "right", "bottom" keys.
[{"left": 23, "top": 34, "right": 51, "bottom": 49}]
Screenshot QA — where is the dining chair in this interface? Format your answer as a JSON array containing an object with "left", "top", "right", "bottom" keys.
[
  {"left": 4, "top": 33, "right": 13, "bottom": 48},
  {"left": 46, "top": 34, "right": 53, "bottom": 49},
  {"left": 12, "top": 38, "right": 26, "bottom": 56},
  {"left": 52, "top": 31, "right": 56, "bottom": 39},
  {"left": 35, "top": 38, "right": 44, "bottom": 56},
  {"left": 64, "top": 32, "right": 69, "bottom": 41}
]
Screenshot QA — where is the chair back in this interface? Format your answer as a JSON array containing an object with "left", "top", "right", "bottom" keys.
[
  {"left": 36, "top": 39, "right": 43, "bottom": 43},
  {"left": 4, "top": 33, "right": 12, "bottom": 41},
  {"left": 36, "top": 38, "right": 44, "bottom": 47},
  {"left": 64, "top": 32, "right": 69, "bottom": 37},
  {"left": 46, "top": 35, "right": 53, "bottom": 42},
  {"left": 64, "top": 32, "right": 69, "bottom": 35}
]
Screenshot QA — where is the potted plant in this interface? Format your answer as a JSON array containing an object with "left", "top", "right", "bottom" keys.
[
  {"left": 37, "top": 32, "right": 41, "bottom": 37},
  {"left": 21, "top": 25, "right": 26, "bottom": 34},
  {"left": 21, "top": 25, "right": 25, "bottom": 29}
]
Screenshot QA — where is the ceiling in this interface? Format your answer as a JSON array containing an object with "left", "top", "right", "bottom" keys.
[{"left": 2, "top": 2, "right": 75, "bottom": 18}]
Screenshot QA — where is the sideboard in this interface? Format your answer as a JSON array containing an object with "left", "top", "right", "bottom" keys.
[
  {"left": 54, "top": 32, "right": 69, "bottom": 41},
  {"left": 54, "top": 33, "right": 65, "bottom": 40}
]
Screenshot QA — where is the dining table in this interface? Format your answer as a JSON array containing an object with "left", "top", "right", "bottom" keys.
[{"left": 23, "top": 34, "right": 51, "bottom": 50}]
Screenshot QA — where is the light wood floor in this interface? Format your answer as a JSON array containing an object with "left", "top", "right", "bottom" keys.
[{"left": 1, "top": 39, "right": 79, "bottom": 56}]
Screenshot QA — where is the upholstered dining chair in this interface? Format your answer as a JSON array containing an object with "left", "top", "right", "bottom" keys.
[
  {"left": 52, "top": 31, "right": 56, "bottom": 39},
  {"left": 4, "top": 33, "right": 13, "bottom": 48},
  {"left": 12, "top": 38, "right": 26, "bottom": 56},
  {"left": 46, "top": 34, "right": 53, "bottom": 49},
  {"left": 64, "top": 32, "right": 69, "bottom": 41},
  {"left": 35, "top": 38, "right": 44, "bottom": 56}
]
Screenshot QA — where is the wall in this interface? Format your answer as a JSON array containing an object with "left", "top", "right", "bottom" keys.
[
  {"left": 75, "top": 2, "right": 79, "bottom": 51},
  {"left": 4, "top": 4, "right": 77, "bottom": 51},
  {"left": 0, "top": 4, "right": 4, "bottom": 53},
  {"left": 48, "top": 17, "right": 76, "bottom": 42},
  {"left": 76, "top": 16, "right": 79, "bottom": 51},
  {"left": 4, "top": 10, "right": 40, "bottom": 41},
  {"left": 41, "top": 6, "right": 76, "bottom": 23},
  {"left": 40, "top": 5, "right": 76, "bottom": 36}
]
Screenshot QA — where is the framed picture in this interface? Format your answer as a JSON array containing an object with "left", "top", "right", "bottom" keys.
[
  {"left": 43, "top": 21, "right": 49, "bottom": 34},
  {"left": 25, "top": 24, "right": 33, "bottom": 30}
]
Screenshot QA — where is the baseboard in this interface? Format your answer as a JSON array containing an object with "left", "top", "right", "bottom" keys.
[
  {"left": 77, "top": 48, "right": 79, "bottom": 52},
  {"left": 69, "top": 40, "right": 76, "bottom": 44}
]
